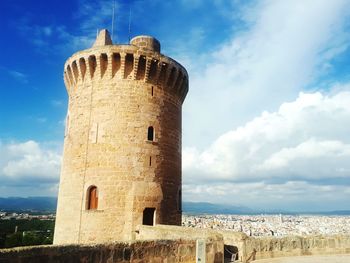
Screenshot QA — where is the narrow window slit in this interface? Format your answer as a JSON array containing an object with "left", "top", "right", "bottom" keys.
[{"left": 147, "top": 126, "right": 154, "bottom": 141}]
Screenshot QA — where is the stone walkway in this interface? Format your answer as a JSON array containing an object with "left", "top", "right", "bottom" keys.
[{"left": 253, "top": 254, "right": 350, "bottom": 263}]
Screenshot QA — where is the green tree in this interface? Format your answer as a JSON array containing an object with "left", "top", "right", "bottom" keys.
[
  {"left": 22, "top": 231, "right": 43, "bottom": 246},
  {"left": 5, "top": 232, "right": 22, "bottom": 248},
  {"left": 0, "top": 219, "right": 55, "bottom": 248}
]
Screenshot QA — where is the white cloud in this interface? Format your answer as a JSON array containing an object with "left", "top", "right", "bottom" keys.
[
  {"left": 183, "top": 90, "right": 350, "bottom": 209},
  {"left": 183, "top": 181, "right": 350, "bottom": 211},
  {"left": 178, "top": 0, "right": 350, "bottom": 210},
  {"left": 182, "top": 0, "right": 350, "bottom": 148},
  {"left": 0, "top": 140, "right": 61, "bottom": 182},
  {"left": 258, "top": 139, "right": 350, "bottom": 174},
  {"left": 184, "top": 90, "right": 350, "bottom": 180}
]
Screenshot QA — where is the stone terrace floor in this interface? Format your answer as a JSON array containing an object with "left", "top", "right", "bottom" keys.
[{"left": 254, "top": 254, "right": 350, "bottom": 263}]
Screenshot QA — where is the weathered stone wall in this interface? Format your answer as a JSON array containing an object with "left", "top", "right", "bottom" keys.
[
  {"left": 243, "top": 234, "right": 350, "bottom": 261},
  {"left": 0, "top": 240, "right": 197, "bottom": 263},
  {"left": 54, "top": 30, "right": 189, "bottom": 245},
  {"left": 2, "top": 231, "right": 350, "bottom": 262},
  {"left": 216, "top": 230, "right": 247, "bottom": 262},
  {"left": 134, "top": 224, "right": 350, "bottom": 262},
  {"left": 214, "top": 230, "right": 350, "bottom": 262},
  {"left": 136, "top": 224, "right": 224, "bottom": 262}
]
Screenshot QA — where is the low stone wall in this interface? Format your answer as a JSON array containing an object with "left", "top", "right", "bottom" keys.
[
  {"left": 1, "top": 226, "right": 350, "bottom": 263},
  {"left": 0, "top": 240, "right": 197, "bottom": 263},
  {"left": 136, "top": 224, "right": 224, "bottom": 263},
  {"left": 217, "top": 231, "right": 247, "bottom": 262},
  {"left": 135, "top": 225, "right": 350, "bottom": 262},
  {"left": 216, "top": 230, "right": 350, "bottom": 262},
  {"left": 244, "top": 235, "right": 350, "bottom": 261}
]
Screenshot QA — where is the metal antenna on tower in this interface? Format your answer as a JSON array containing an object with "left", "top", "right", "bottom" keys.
[
  {"left": 128, "top": 7, "right": 132, "bottom": 42},
  {"left": 111, "top": 1, "right": 116, "bottom": 42}
]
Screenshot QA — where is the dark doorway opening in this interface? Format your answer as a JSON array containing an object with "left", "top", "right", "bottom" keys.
[
  {"left": 142, "top": 208, "right": 155, "bottom": 226},
  {"left": 224, "top": 245, "right": 239, "bottom": 263}
]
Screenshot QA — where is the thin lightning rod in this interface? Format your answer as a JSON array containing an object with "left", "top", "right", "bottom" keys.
[
  {"left": 111, "top": 1, "right": 116, "bottom": 42},
  {"left": 128, "top": 7, "right": 131, "bottom": 42}
]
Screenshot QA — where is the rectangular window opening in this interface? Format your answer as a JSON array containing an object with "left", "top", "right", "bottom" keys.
[{"left": 143, "top": 208, "right": 155, "bottom": 226}]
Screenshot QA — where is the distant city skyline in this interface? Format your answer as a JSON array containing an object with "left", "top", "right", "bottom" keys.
[
  {"left": 1, "top": 0, "right": 350, "bottom": 211},
  {"left": 182, "top": 214, "right": 350, "bottom": 237}
]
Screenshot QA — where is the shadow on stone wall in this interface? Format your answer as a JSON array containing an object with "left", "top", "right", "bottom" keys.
[{"left": 0, "top": 240, "right": 197, "bottom": 263}]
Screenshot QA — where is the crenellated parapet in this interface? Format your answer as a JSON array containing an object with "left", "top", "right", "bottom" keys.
[{"left": 63, "top": 35, "right": 188, "bottom": 103}]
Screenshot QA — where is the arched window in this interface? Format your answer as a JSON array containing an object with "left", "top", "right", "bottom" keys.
[
  {"left": 147, "top": 126, "right": 154, "bottom": 141},
  {"left": 87, "top": 186, "right": 98, "bottom": 210}
]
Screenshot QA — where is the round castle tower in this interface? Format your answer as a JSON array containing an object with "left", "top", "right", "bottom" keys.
[{"left": 54, "top": 29, "right": 188, "bottom": 244}]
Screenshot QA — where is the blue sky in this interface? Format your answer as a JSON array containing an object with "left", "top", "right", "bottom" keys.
[{"left": 1, "top": 0, "right": 350, "bottom": 212}]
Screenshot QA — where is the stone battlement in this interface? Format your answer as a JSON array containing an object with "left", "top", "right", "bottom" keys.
[{"left": 64, "top": 35, "right": 188, "bottom": 103}]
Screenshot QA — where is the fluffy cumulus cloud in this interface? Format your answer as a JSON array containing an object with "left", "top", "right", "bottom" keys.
[
  {"left": 178, "top": 0, "right": 350, "bottom": 210},
  {"left": 183, "top": 90, "right": 350, "bottom": 210},
  {"left": 0, "top": 140, "right": 61, "bottom": 196},
  {"left": 183, "top": 0, "right": 350, "bottom": 148}
]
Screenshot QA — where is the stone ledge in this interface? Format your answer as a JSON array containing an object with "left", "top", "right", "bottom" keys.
[
  {"left": 0, "top": 239, "right": 222, "bottom": 263},
  {"left": 254, "top": 254, "right": 350, "bottom": 263}
]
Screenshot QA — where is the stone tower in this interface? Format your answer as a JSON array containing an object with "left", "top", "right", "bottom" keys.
[{"left": 54, "top": 30, "right": 188, "bottom": 244}]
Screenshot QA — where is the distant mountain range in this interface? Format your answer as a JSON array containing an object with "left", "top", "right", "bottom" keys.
[
  {"left": 0, "top": 197, "right": 349, "bottom": 215},
  {"left": 183, "top": 202, "right": 255, "bottom": 214},
  {"left": 183, "top": 202, "right": 350, "bottom": 215},
  {"left": 0, "top": 197, "right": 57, "bottom": 212}
]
